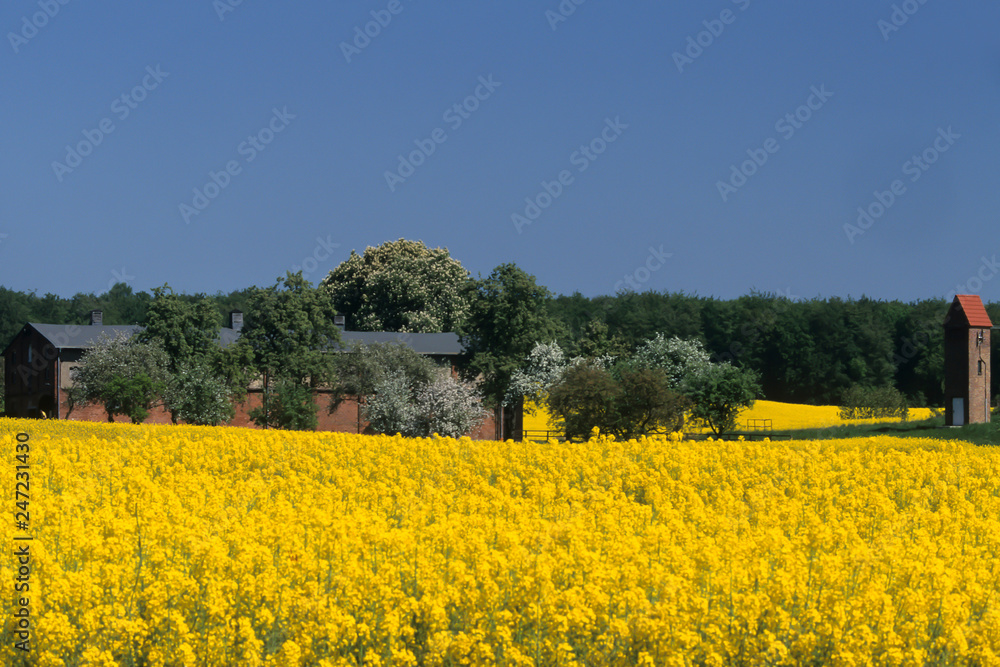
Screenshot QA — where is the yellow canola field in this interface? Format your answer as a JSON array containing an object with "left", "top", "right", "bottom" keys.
[
  {"left": 2, "top": 419, "right": 1000, "bottom": 666},
  {"left": 741, "top": 400, "right": 935, "bottom": 431},
  {"left": 524, "top": 400, "right": 935, "bottom": 433}
]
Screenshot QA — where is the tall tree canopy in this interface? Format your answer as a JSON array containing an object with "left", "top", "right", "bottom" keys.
[
  {"left": 460, "top": 263, "right": 562, "bottom": 409},
  {"left": 138, "top": 285, "right": 219, "bottom": 372},
  {"left": 322, "top": 238, "right": 472, "bottom": 333},
  {"left": 238, "top": 272, "right": 342, "bottom": 430},
  {"left": 139, "top": 285, "right": 243, "bottom": 426},
  {"left": 239, "top": 272, "right": 342, "bottom": 386}
]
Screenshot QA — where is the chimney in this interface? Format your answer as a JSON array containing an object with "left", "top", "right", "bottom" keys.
[
  {"left": 334, "top": 315, "right": 346, "bottom": 331},
  {"left": 90, "top": 310, "right": 103, "bottom": 326},
  {"left": 230, "top": 310, "right": 244, "bottom": 332}
]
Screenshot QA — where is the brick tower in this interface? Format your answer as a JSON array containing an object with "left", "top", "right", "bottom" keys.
[{"left": 943, "top": 294, "right": 992, "bottom": 426}]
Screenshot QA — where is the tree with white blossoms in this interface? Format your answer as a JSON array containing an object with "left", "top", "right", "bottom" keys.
[
  {"left": 506, "top": 339, "right": 619, "bottom": 407},
  {"left": 626, "top": 333, "right": 713, "bottom": 388},
  {"left": 411, "top": 372, "right": 488, "bottom": 438},
  {"left": 504, "top": 341, "right": 567, "bottom": 408},
  {"left": 362, "top": 371, "right": 415, "bottom": 436},
  {"left": 322, "top": 239, "right": 473, "bottom": 333},
  {"left": 626, "top": 334, "right": 761, "bottom": 435},
  {"left": 68, "top": 332, "right": 171, "bottom": 424},
  {"left": 364, "top": 369, "right": 487, "bottom": 438}
]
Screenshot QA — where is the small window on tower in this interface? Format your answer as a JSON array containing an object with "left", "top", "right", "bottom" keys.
[{"left": 979, "top": 360, "right": 984, "bottom": 376}]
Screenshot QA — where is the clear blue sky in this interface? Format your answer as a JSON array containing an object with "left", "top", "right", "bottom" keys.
[{"left": 3, "top": 1, "right": 998, "bottom": 302}]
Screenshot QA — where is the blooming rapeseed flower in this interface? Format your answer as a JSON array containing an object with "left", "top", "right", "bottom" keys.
[{"left": 0, "top": 418, "right": 996, "bottom": 665}]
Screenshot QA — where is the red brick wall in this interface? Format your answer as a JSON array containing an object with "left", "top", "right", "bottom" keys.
[
  {"left": 944, "top": 326, "right": 991, "bottom": 425},
  {"left": 967, "top": 328, "right": 991, "bottom": 424},
  {"left": 59, "top": 389, "right": 500, "bottom": 439}
]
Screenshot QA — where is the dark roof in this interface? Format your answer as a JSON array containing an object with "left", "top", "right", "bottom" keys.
[
  {"left": 219, "top": 327, "right": 241, "bottom": 348},
  {"left": 27, "top": 323, "right": 143, "bottom": 349},
  {"left": 338, "top": 331, "right": 462, "bottom": 356},
  {"left": 16, "top": 323, "right": 461, "bottom": 356},
  {"left": 946, "top": 295, "right": 993, "bottom": 329}
]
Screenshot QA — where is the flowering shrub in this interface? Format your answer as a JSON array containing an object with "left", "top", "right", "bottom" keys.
[
  {"left": 365, "top": 371, "right": 487, "bottom": 438},
  {"left": 68, "top": 332, "right": 170, "bottom": 423}
]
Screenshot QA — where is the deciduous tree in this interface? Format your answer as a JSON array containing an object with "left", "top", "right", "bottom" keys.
[
  {"left": 240, "top": 272, "right": 341, "bottom": 430},
  {"left": 68, "top": 332, "right": 170, "bottom": 423},
  {"left": 322, "top": 239, "right": 472, "bottom": 332},
  {"left": 681, "top": 362, "right": 761, "bottom": 435}
]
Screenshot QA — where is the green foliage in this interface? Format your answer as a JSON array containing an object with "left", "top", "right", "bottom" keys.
[
  {"left": 68, "top": 333, "right": 170, "bottom": 423},
  {"left": 545, "top": 291, "right": 978, "bottom": 406},
  {"left": 237, "top": 272, "right": 341, "bottom": 431},
  {"left": 141, "top": 284, "right": 252, "bottom": 418},
  {"left": 682, "top": 363, "right": 761, "bottom": 435},
  {"left": 330, "top": 342, "right": 438, "bottom": 408},
  {"left": 239, "top": 272, "right": 341, "bottom": 386},
  {"left": 103, "top": 373, "right": 162, "bottom": 424},
  {"left": 164, "top": 361, "right": 236, "bottom": 426},
  {"left": 250, "top": 379, "right": 318, "bottom": 431},
  {"left": 838, "top": 385, "right": 909, "bottom": 421},
  {"left": 460, "top": 263, "right": 563, "bottom": 408},
  {"left": 139, "top": 285, "right": 220, "bottom": 371},
  {"left": 322, "top": 239, "right": 472, "bottom": 333},
  {"left": 542, "top": 364, "right": 619, "bottom": 441},
  {"left": 210, "top": 342, "right": 256, "bottom": 403},
  {"left": 576, "top": 319, "right": 628, "bottom": 360},
  {"left": 612, "top": 368, "right": 690, "bottom": 439},
  {"left": 546, "top": 363, "right": 690, "bottom": 441}
]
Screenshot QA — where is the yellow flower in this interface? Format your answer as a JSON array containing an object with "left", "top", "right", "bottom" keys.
[{"left": 3, "top": 417, "right": 995, "bottom": 666}]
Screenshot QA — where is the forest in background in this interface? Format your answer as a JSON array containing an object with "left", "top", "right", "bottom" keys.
[{"left": 1, "top": 281, "right": 996, "bottom": 408}]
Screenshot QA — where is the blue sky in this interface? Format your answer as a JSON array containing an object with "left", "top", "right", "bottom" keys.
[{"left": 2, "top": 0, "right": 998, "bottom": 303}]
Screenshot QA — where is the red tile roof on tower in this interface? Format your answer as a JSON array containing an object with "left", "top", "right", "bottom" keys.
[{"left": 951, "top": 294, "right": 993, "bottom": 328}]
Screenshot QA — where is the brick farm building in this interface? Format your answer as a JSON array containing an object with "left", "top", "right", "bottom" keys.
[{"left": 2, "top": 310, "right": 505, "bottom": 440}]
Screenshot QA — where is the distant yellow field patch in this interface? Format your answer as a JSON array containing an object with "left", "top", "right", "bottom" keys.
[
  {"left": 525, "top": 399, "right": 935, "bottom": 433},
  {"left": 741, "top": 400, "right": 934, "bottom": 431}
]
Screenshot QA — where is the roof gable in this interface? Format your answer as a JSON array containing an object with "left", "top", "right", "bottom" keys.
[
  {"left": 6, "top": 323, "right": 462, "bottom": 356},
  {"left": 337, "top": 331, "right": 462, "bottom": 356},
  {"left": 28, "top": 323, "right": 143, "bottom": 349},
  {"left": 945, "top": 294, "right": 993, "bottom": 329}
]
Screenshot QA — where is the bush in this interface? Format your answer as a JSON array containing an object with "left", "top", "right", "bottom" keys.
[
  {"left": 364, "top": 371, "right": 488, "bottom": 438},
  {"left": 546, "top": 364, "right": 620, "bottom": 441},
  {"left": 164, "top": 361, "right": 236, "bottom": 426},
  {"left": 681, "top": 363, "right": 761, "bottom": 435},
  {"left": 103, "top": 373, "right": 163, "bottom": 424},
  {"left": 547, "top": 364, "right": 689, "bottom": 441},
  {"left": 250, "top": 380, "right": 319, "bottom": 431},
  {"left": 838, "top": 386, "right": 909, "bottom": 421},
  {"left": 612, "top": 368, "right": 690, "bottom": 439}
]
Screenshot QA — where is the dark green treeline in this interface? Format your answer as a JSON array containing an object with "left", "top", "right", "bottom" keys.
[{"left": 2, "top": 284, "right": 995, "bottom": 408}]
